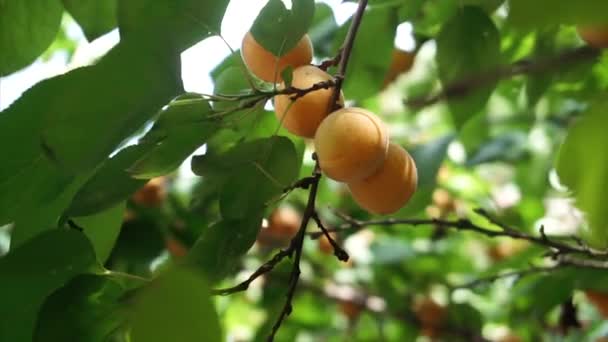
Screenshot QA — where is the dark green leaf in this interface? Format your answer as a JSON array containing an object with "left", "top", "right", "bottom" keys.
[
  {"left": 118, "top": 0, "right": 230, "bottom": 52},
  {"left": 187, "top": 215, "right": 264, "bottom": 283},
  {"left": 447, "top": 303, "right": 483, "bottom": 332},
  {"left": 0, "top": 0, "right": 63, "bottom": 76},
  {"left": 250, "top": 0, "right": 315, "bottom": 56},
  {"left": 510, "top": 0, "right": 608, "bottom": 29},
  {"left": 555, "top": 99, "right": 608, "bottom": 248},
  {"left": 66, "top": 145, "right": 151, "bottom": 217},
  {"left": 281, "top": 66, "right": 294, "bottom": 88},
  {"left": 62, "top": 0, "right": 117, "bottom": 41},
  {"left": 0, "top": 229, "right": 99, "bottom": 342},
  {"left": 309, "top": 3, "right": 338, "bottom": 57},
  {"left": 436, "top": 6, "right": 501, "bottom": 129},
  {"left": 130, "top": 267, "right": 222, "bottom": 342},
  {"left": 128, "top": 94, "right": 220, "bottom": 179},
  {"left": 74, "top": 202, "right": 126, "bottom": 263},
  {"left": 193, "top": 136, "right": 300, "bottom": 219},
  {"left": 34, "top": 275, "right": 128, "bottom": 342},
  {"left": 213, "top": 66, "right": 255, "bottom": 112}
]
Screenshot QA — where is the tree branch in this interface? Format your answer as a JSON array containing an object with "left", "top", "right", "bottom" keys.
[
  {"left": 406, "top": 46, "right": 600, "bottom": 109},
  {"left": 317, "top": 209, "right": 608, "bottom": 260}
]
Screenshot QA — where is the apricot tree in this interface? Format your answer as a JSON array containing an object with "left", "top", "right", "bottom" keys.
[{"left": 1, "top": 0, "right": 608, "bottom": 341}]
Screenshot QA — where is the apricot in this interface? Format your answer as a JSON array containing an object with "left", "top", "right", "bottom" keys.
[
  {"left": 274, "top": 65, "right": 344, "bottom": 138},
  {"left": 577, "top": 25, "right": 608, "bottom": 48},
  {"left": 348, "top": 143, "right": 417, "bottom": 215},
  {"left": 413, "top": 297, "right": 445, "bottom": 328},
  {"left": 339, "top": 300, "right": 362, "bottom": 320},
  {"left": 314, "top": 107, "right": 389, "bottom": 182},
  {"left": 432, "top": 188, "right": 455, "bottom": 215},
  {"left": 165, "top": 237, "right": 188, "bottom": 258},
  {"left": 383, "top": 49, "right": 415, "bottom": 87},
  {"left": 131, "top": 177, "right": 166, "bottom": 207},
  {"left": 318, "top": 232, "right": 337, "bottom": 255},
  {"left": 585, "top": 290, "right": 608, "bottom": 318},
  {"left": 257, "top": 206, "right": 301, "bottom": 247},
  {"left": 241, "top": 32, "right": 313, "bottom": 83}
]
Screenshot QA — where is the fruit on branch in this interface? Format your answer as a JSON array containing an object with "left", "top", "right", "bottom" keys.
[
  {"left": 274, "top": 65, "right": 344, "bottom": 138},
  {"left": 577, "top": 25, "right": 608, "bottom": 48},
  {"left": 318, "top": 232, "right": 338, "bottom": 255},
  {"left": 382, "top": 49, "right": 416, "bottom": 87},
  {"left": 413, "top": 297, "right": 446, "bottom": 335},
  {"left": 348, "top": 143, "right": 417, "bottom": 215},
  {"left": 314, "top": 107, "right": 389, "bottom": 182},
  {"left": 487, "top": 240, "right": 530, "bottom": 262},
  {"left": 165, "top": 236, "right": 188, "bottom": 258},
  {"left": 432, "top": 188, "right": 455, "bottom": 215},
  {"left": 584, "top": 290, "right": 608, "bottom": 318},
  {"left": 241, "top": 32, "right": 313, "bottom": 83},
  {"left": 339, "top": 300, "right": 363, "bottom": 320},
  {"left": 257, "top": 206, "right": 302, "bottom": 247},
  {"left": 131, "top": 177, "right": 166, "bottom": 207}
]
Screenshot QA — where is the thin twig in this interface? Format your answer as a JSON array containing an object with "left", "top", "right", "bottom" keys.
[
  {"left": 328, "top": 0, "right": 369, "bottom": 111},
  {"left": 451, "top": 265, "right": 564, "bottom": 290},
  {"left": 311, "top": 212, "right": 349, "bottom": 261},
  {"left": 406, "top": 46, "right": 600, "bottom": 109},
  {"left": 319, "top": 209, "right": 608, "bottom": 259}
]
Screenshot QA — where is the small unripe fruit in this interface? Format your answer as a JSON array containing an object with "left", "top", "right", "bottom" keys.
[
  {"left": 383, "top": 49, "right": 415, "bottom": 87},
  {"left": 132, "top": 177, "right": 166, "bottom": 207},
  {"left": 314, "top": 107, "right": 389, "bottom": 182},
  {"left": 274, "top": 65, "right": 344, "bottom": 138},
  {"left": 257, "top": 206, "right": 301, "bottom": 247},
  {"left": 241, "top": 32, "right": 313, "bottom": 83},
  {"left": 577, "top": 25, "right": 608, "bottom": 49},
  {"left": 348, "top": 143, "right": 417, "bottom": 215}
]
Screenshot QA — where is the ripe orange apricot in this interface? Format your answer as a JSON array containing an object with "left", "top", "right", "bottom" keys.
[
  {"left": 132, "top": 177, "right": 166, "bottom": 207},
  {"left": 257, "top": 206, "right": 301, "bottom": 247},
  {"left": 584, "top": 290, "right": 608, "bottom": 318},
  {"left": 577, "top": 25, "right": 608, "bottom": 48},
  {"left": 241, "top": 32, "right": 313, "bottom": 83},
  {"left": 348, "top": 143, "right": 417, "bottom": 215},
  {"left": 314, "top": 107, "right": 389, "bottom": 182},
  {"left": 383, "top": 49, "right": 415, "bottom": 87},
  {"left": 274, "top": 65, "right": 344, "bottom": 138}
]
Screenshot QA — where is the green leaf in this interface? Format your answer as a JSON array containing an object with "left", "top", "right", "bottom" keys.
[
  {"left": 555, "top": 99, "right": 608, "bottom": 249},
  {"left": 0, "top": 0, "right": 63, "bottom": 76},
  {"left": 436, "top": 6, "right": 501, "bottom": 129},
  {"left": 446, "top": 303, "right": 483, "bottom": 332},
  {"left": 66, "top": 145, "right": 151, "bottom": 217},
  {"left": 250, "top": 0, "right": 315, "bottom": 56},
  {"left": 309, "top": 3, "right": 338, "bottom": 57},
  {"left": 34, "top": 275, "right": 128, "bottom": 342},
  {"left": 62, "top": 0, "right": 118, "bottom": 41},
  {"left": 118, "top": 0, "right": 230, "bottom": 52},
  {"left": 335, "top": 7, "right": 398, "bottom": 101},
  {"left": 74, "top": 202, "right": 126, "bottom": 264},
  {"left": 187, "top": 215, "right": 264, "bottom": 283},
  {"left": 128, "top": 94, "right": 220, "bottom": 179},
  {"left": 193, "top": 136, "right": 300, "bottom": 220},
  {"left": 130, "top": 267, "right": 222, "bottom": 342},
  {"left": 10, "top": 174, "right": 92, "bottom": 248},
  {"left": 0, "top": 40, "right": 181, "bottom": 229},
  {"left": 213, "top": 66, "right": 255, "bottom": 112},
  {"left": 281, "top": 66, "right": 294, "bottom": 88},
  {"left": 510, "top": 0, "right": 608, "bottom": 29},
  {"left": 0, "top": 229, "right": 99, "bottom": 342}
]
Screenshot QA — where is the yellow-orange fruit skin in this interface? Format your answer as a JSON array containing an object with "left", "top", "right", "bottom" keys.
[
  {"left": 314, "top": 107, "right": 389, "bottom": 182},
  {"left": 348, "top": 143, "right": 417, "bottom": 215},
  {"left": 241, "top": 32, "right": 313, "bottom": 83},
  {"left": 383, "top": 49, "right": 415, "bottom": 87},
  {"left": 585, "top": 290, "right": 608, "bottom": 318},
  {"left": 257, "top": 206, "right": 301, "bottom": 247},
  {"left": 274, "top": 66, "right": 344, "bottom": 138},
  {"left": 132, "top": 177, "right": 166, "bottom": 207},
  {"left": 577, "top": 26, "right": 608, "bottom": 48}
]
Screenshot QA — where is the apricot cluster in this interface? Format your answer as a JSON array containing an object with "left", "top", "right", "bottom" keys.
[{"left": 241, "top": 32, "right": 417, "bottom": 215}]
